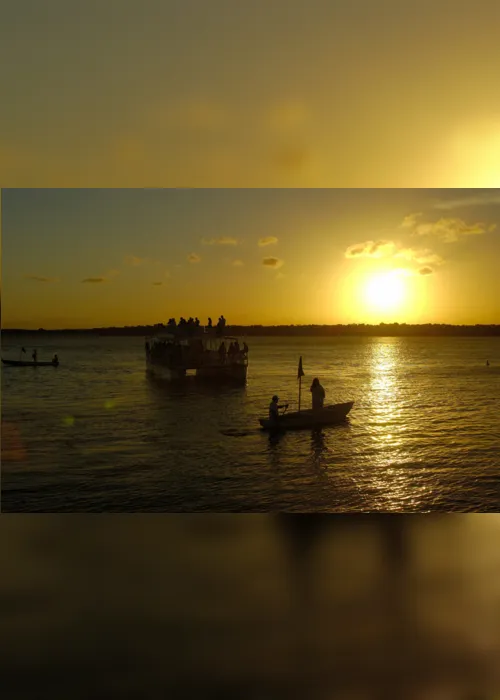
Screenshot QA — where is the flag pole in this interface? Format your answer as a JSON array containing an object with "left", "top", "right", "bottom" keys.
[{"left": 298, "top": 355, "right": 304, "bottom": 413}]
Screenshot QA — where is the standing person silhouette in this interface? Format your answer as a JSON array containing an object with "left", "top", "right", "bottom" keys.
[{"left": 310, "top": 377, "right": 325, "bottom": 409}]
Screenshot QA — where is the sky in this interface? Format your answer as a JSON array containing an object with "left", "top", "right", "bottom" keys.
[
  {"left": 2, "top": 188, "right": 500, "bottom": 328},
  {"left": 1, "top": 0, "right": 500, "bottom": 188}
]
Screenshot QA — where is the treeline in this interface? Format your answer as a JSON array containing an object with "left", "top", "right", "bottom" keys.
[
  {"left": 227, "top": 323, "right": 500, "bottom": 337},
  {"left": 4, "top": 323, "right": 500, "bottom": 337}
]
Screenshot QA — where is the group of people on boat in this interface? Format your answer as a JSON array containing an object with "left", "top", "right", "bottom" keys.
[
  {"left": 166, "top": 317, "right": 201, "bottom": 335},
  {"left": 146, "top": 339, "right": 185, "bottom": 364},
  {"left": 217, "top": 340, "right": 248, "bottom": 363},
  {"left": 146, "top": 335, "right": 248, "bottom": 368},
  {"left": 269, "top": 377, "right": 326, "bottom": 423},
  {"left": 164, "top": 315, "right": 228, "bottom": 336}
]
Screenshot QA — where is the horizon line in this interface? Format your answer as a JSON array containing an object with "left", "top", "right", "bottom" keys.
[{"left": 3, "top": 322, "right": 500, "bottom": 333}]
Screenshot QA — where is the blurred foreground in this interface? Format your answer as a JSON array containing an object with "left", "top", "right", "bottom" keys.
[{"left": 1, "top": 514, "right": 500, "bottom": 699}]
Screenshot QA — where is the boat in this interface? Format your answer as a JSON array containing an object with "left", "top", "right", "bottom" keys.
[
  {"left": 258, "top": 355, "right": 354, "bottom": 431},
  {"left": 2, "top": 358, "right": 59, "bottom": 367},
  {"left": 259, "top": 401, "right": 354, "bottom": 431},
  {"left": 145, "top": 328, "right": 248, "bottom": 383}
]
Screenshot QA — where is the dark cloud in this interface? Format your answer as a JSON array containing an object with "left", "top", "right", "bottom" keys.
[
  {"left": 262, "top": 257, "right": 284, "bottom": 268},
  {"left": 419, "top": 267, "right": 434, "bottom": 275},
  {"left": 434, "top": 191, "right": 500, "bottom": 210},
  {"left": 187, "top": 253, "right": 201, "bottom": 263},
  {"left": 81, "top": 277, "right": 106, "bottom": 283},
  {"left": 408, "top": 217, "right": 494, "bottom": 242},
  {"left": 24, "top": 275, "right": 58, "bottom": 283},
  {"left": 345, "top": 240, "right": 396, "bottom": 258},
  {"left": 201, "top": 237, "right": 238, "bottom": 245},
  {"left": 258, "top": 236, "right": 278, "bottom": 247}
]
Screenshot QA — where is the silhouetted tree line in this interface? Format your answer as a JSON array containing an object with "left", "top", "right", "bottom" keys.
[{"left": 4, "top": 323, "right": 500, "bottom": 337}]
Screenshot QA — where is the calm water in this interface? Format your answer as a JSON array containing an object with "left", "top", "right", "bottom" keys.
[{"left": 2, "top": 334, "right": 499, "bottom": 512}]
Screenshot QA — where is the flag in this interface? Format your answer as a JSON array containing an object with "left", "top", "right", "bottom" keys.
[{"left": 297, "top": 356, "right": 304, "bottom": 379}]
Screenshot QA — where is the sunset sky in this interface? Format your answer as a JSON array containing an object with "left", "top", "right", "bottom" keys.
[
  {"left": 1, "top": 0, "right": 500, "bottom": 188},
  {"left": 3, "top": 188, "right": 500, "bottom": 328}
]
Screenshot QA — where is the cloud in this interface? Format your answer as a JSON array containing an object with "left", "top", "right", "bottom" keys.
[
  {"left": 395, "top": 247, "right": 445, "bottom": 266},
  {"left": 201, "top": 236, "right": 238, "bottom": 245},
  {"left": 153, "top": 281, "right": 163, "bottom": 286},
  {"left": 345, "top": 240, "right": 397, "bottom": 259},
  {"left": 401, "top": 212, "right": 423, "bottom": 228},
  {"left": 258, "top": 236, "right": 278, "bottom": 247},
  {"left": 187, "top": 253, "right": 201, "bottom": 263},
  {"left": 419, "top": 267, "right": 434, "bottom": 275},
  {"left": 124, "top": 255, "right": 146, "bottom": 266},
  {"left": 434, "top": 191, "right": 500, "bottom": 210},
  {"left": 24, "top": 275, "right": 58, "bottom": 283},
  {"left": 81, "top": 277, "right": 106, "bottom": 283},
  {"left": 276, "top": 271, "right": 286, "bottom": 280},
  {"left": 409, "top": 217, "right": 494, "bottom": 242},
  {"left": 231, "top": 259, "right": 244, "bottom": 266},
  {"left": 262, "top": 257, "right": 284, "bottom": 269},
  {"left": 345, "top": 240, "right": 445, "bottom": 270}
]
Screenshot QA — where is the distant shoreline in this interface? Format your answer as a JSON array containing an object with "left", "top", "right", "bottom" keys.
[{"left": 3, "top": 323, "right": 500, "bottom": 337}]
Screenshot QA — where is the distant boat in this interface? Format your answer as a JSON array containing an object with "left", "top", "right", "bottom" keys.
[
  {"left": 259, "top": 401, "right": 354, "bottom": 431},
  {"left": 2, "top": 358, "right": 59, "bottom": 367}
]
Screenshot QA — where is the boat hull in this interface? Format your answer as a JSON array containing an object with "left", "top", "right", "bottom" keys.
[
  {"left": 259, "top": 401, "right": 354, "bottom": 431},
  {"left": 196, "top": 362, "right": 247, "bottom": 383},
  {"left": 146, "top": 356, "right": 247, "bottom": 384},
  {"left": 146, "top": 360, "right": 186, "bottom": 380},
  {"left": 2, "top": 359, "right": 59, "bottom": 367}
]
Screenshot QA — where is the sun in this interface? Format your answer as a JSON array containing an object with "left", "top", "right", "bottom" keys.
[{"left": 364, "top": 270, "right": 407, "bottom": 312}]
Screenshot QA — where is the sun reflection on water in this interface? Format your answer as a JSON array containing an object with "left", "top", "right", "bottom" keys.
[
  {"left": 365, "top": 340, "right": 420, "bottom": 510},
  {"left": 369, "top": 340, "right": 402, "bottom": 430}
]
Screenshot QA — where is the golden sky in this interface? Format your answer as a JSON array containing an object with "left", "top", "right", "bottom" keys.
[
  {"left": 3, "top": 189, "right": 500, "bottom": 328},
  {"left": 1, "top": 0, "right": 500, "bottom": 188}
]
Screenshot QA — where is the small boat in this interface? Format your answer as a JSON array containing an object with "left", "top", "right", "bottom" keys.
[
  {"left": 259, "top": 401, "right": 354, "bottom": 431},
  {"left": 2, "top": 358, "right": 59, "bottom": 367}
]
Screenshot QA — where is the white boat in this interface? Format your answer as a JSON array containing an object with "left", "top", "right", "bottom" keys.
[{"left": 145, "top": 329, "right": 248, "bottom": 384}]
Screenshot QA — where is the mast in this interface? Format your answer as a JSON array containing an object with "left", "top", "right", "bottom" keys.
[{"left": 298, "top": 356, "right": 304, "bottom": 412}]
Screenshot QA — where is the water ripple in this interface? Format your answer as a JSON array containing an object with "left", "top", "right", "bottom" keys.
[{"left": 2, "top": 334, "right": 499, "bottom": 511}]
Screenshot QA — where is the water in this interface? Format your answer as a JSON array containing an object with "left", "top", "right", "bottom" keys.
[{"left": 2, "top": 334, "right": 499, "bottom": 512}]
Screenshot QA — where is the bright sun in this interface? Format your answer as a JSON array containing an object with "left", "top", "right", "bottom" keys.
[{"left": 364, "top": 271, "right": 406, "bottom": 312}]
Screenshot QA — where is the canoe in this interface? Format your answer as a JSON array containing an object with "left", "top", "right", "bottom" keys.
[
  {"left": 259, "top": 401, "right": 354, "bottom": 431},
  {"left": 2, "top": 358, "right": 59, "bottom": 367}
]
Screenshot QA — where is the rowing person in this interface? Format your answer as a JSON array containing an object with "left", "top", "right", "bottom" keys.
[{"left": 269, "top": 395, "right": 288, "bottom": 425}]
